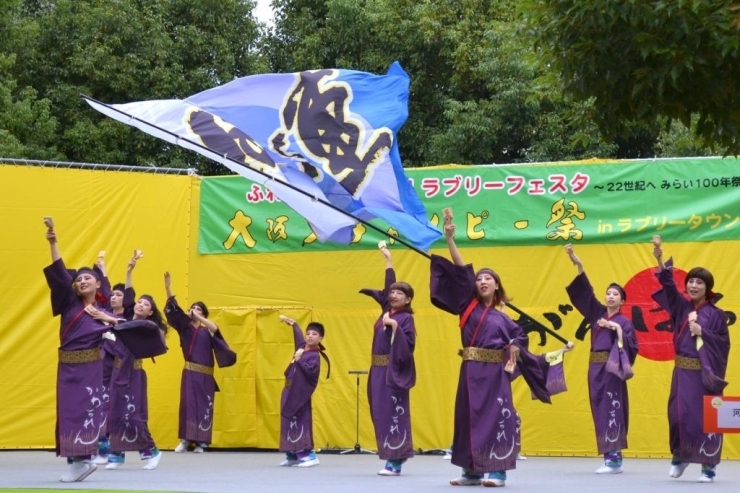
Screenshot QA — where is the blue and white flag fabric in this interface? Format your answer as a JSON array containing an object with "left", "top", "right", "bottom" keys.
[{"left": 84, "top": 62, "right": 441, "bottom": 250}]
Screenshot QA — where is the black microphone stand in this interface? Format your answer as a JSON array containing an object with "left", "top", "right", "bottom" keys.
[{"left": 340, "top": 370, "right": 374, "bottom": 454}]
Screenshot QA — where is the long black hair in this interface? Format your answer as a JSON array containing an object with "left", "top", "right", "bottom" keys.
[{"left": 140, "top": 295, "right": 168, "bottom": 336}]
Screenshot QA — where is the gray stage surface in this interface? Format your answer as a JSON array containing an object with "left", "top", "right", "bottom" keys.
[{"left": 0, "top": 451, "right": 738, "bottom": 492}]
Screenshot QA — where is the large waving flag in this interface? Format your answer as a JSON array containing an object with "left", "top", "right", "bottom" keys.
[{"left": 84, "top": 62, "right": 441, "bottom": 250}]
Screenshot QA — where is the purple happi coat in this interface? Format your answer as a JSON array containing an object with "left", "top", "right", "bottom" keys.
[
  {"left": 107, "top": 339, "right": 156, "bottom": 452},
  {"left": 430, "top": 255, "right": 539, "bottom": 474},
  {"left": 652, "top": 259, "right": 730, "bottom": 465},
  {"left": 566, "top": 272, "right": 638, "bottom": 454},
  {"left": 44, "top": 258, "right": 116, "bottom": 457},
  {"left": 164, "top": 296, "right": 236, "bottom": 444},
  {"left": 97, "top": 270, "right": 115, "bottom": 427},
  {"left": 99, "top": 338, "right": 116, "bottom": 436},
  {"left": 279, "top": 323, "right": 322, "bottom": 453},
  {"left": 99, "top": 285, "right": 135, "bottom": 436},
  {"left": 360, "top": 268, "right": 416, "bottom": 461}
]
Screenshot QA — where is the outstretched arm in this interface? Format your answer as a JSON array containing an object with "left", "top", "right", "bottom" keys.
[
  {"left": 652, "top": 235, "right": 666, "bottom": 271},
  {"left": 95, "top": 251, "right": 108, "bottom": 278},
  {"left": 95, "top": 252, "right": 112, "bottom": 306},
  {"left": 44, "top": 217, "right": 60, "bottom": 262},
  {"left": 380, "top": 243, "right": 393, "bottom": 270},
  {"left": 43, "top": 217, "right": 77, "bottom": 316},
  {"left": 164, "top": 271, "right": 174, "bottom": 299},
  {"left": 444, "top": 209, "right": 464, "bottom": 266},
  {"left": 650, "top": 235, "right": 687, "bottom": 322},
  {"left": 564, "top": 244, "right": 584, "bottom": 275},
  {"left": 125, "top": 252, "right": 140, "bottom": 289},
  {"left": 279, "top": 315, "right": 305, "bottom": 351},
  {"left": 564, "top": 243, "right": 603, "bottom": 320}
]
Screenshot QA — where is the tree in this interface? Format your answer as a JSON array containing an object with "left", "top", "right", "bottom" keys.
[
  {"left": 3, "top": 0, "right": 266, "bottom": 172},
  {"left": 0, "top": 53, "right": 63, "bottom": 160},
  {"left": 263, "top": 0, "right": 664, "bottom": 166},
  {"left": 521, "top": 0, "right": 740, "bottom": 155},
  {"left": 2, "top": 0, "right": 720, "bottom": 169},
  {"left": 655, "top": 120, "right": 713, "bottom": 158},
  {"left": 0, "top": 0, "right": 63, "bottom": 161}
]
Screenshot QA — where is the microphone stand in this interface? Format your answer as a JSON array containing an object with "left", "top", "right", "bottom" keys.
[{"left": 340, "top": 370, "right": 374, "bottom": 454}]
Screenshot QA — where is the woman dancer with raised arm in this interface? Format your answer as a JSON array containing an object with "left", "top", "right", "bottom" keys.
[
  {"left": 43, "top": 217, "right": 124, "bottom": 482},
  {"left": 164, "top": 272, "right": 236, "bottom": 453},
  {"left": 429, "top": 210, "right": 551, "bottom": 488},
  {"left": 651, "top": 236, "right": 729, "bottom": 483},
  {"left": 359, "top": 243, "right": 416, "bottom": 476},
  {"left": 564, "top": 244, "right": 638, "bottom": 474}
]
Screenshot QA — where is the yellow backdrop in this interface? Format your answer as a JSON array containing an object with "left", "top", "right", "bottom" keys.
[{"left": 1, "top": 164, "right": 737, "bottom": 459}]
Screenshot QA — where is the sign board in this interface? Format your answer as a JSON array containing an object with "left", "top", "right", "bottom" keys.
[{"left": 703, "top": 396, "right": 740, "bottom": 433}]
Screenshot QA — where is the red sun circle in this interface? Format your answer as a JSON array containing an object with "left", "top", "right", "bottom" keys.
[{"left": 621, "top": 267, "right": 688, "bottom": 362}]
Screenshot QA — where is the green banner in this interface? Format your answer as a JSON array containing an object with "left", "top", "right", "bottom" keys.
[{"left": 198, "top": 157, "right": 740, "bottom": 254}]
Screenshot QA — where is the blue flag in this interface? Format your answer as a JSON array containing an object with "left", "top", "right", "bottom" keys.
[{"left": 84, "top": 62, "right": 441, "bottom": 250}]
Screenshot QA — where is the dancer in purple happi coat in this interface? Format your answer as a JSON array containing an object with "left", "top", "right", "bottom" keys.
[
  {"left": 564, "top": 244, "right": 638, "bottom": 474},
  {"left": 43, "top": 217, "right": 164, "bottom": 482},
  {"left": 93, "top": 252, "right": 137, "bottom": 465},
  {"left": 164, "top": 272, "right": 236, "bottom": 453},
  {"left": 652, "top": 236, "right": 730, "bottom": 483},
  {"left": 105, "top": 289, "right": 167, "bottom": 471},
  {"left": 429, "top": 210, "right": 552, "bottom": 488},
  {"left": 277, "top": 316, "right": 329, "bottom": 468},
  {"left": 359, "top": 243, "right": 416, "bottom": 476}
]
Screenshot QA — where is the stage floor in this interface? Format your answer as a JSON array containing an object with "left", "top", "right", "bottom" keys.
[{"left": 1, "top": 451, "right": 738, "bottom": 492}]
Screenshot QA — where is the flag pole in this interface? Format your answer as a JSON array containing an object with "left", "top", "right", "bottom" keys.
[
  {"left": 84, "top": 96, "right": 570, "bottom": 346},
  {"left": 81, "top": 95, "right": 435, "bottom": 258}
]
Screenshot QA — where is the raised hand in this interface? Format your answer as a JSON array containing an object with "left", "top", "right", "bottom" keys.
[
  {"left": 163, "top": 271, "right": 175, "bottom": 299},
  {"left": 564, "top": 243, "right": 583, "bottom": 274},
  {"left": 44, "top": 216, "right": 57, "bottom": 243},
  {"left": 44, "top": 216, "right": 60, "bottom": 261},
  {"left": 652, "top": 235, "right": 665, "bottom": 268},
  {"left": 564, "top": 244, "right": 581, "bottom": 266},
  {"left": 93, "top": 251, "right": 106, "bottom": 273},
  {"left": 652, "top": 245, "right": 663, "bottom": 261},
  {"left": 443, "top": 208, "right": 456, "bottom": 239},
  {"left": 380, "top": 244, "right": 391, "bottom": 260}
]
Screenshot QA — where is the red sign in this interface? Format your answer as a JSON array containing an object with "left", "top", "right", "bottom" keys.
[{"left": 622, "top": 267, "right": 688, "bottom": 362}]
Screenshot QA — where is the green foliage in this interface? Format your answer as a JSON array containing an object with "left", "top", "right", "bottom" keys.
[
  {"left": 521, "top": 0, "right": 740, "bottom": 154},
  {"left": 656, "top": 120, "right": 713, "bottom": 158},
  {"left": 0, "top": 0, "right": 727, "bottom": 170},
  {"left": 3, "top": 0, "right": 265, "bottom": 172},
  {"left": 263, "top": 0, "right": 661, "bottom": 166},
  {"left": 0, "top": 53, "right": 64, "bottom": 160}
]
